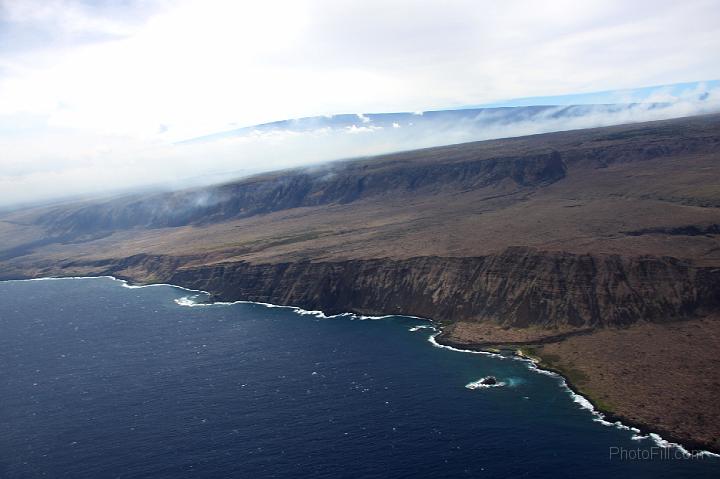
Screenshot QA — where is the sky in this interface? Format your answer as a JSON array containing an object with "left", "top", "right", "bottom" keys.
[{"left": 1, "top": 0, "right": 719, "bottom": 207}]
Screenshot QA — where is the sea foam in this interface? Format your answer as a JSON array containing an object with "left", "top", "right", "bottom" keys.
[
  {"left": 409, "top": 325, "right": 436, "bottom": 332},
  {"left": 427, "top": 333, "right": 505, "bottom": 359},
  {"left": 465, "top": 377, "right": 506, "bottom": 390}
]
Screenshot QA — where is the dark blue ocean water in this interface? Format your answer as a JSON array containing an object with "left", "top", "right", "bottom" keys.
[{"left": 0, "top": 277, "right": 717, "bottom": 478}]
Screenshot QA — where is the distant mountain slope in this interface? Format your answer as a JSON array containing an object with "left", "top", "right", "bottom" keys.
[
  {"left": 25, "top": 112, "right": 716, "bottom": 240},
  {"left": 183, "top": 103, "right": 670, "bottom": 144}
]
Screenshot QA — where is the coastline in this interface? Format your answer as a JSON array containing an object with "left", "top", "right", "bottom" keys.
[
  {"left": 434, "top": 327, "right": 720, "bottom": 457},
  {"left": 432, "top": 329, "right": 720, "bottom": 457},
  {"left": 513, "top": 348, "right": 720, "bottom": 457},
  {"left": 1, "top": 273, "right": 718, "bottom": 457}
]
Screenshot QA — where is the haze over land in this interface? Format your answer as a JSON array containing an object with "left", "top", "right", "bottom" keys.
[{"left": 1, "top": 0, "right": 720, "bottom": 206}]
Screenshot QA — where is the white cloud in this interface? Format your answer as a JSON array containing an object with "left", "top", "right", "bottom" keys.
[
  {"left": 345, "top": 124, "right": 383, "bottom": 134},
  {"left": 0, "top": 0, "right": 719, "bottom": 206},
  {"left": 2, "top": 88, "right": 718, "bottom": 207}
]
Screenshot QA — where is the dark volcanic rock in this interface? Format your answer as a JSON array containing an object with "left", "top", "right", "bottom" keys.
[
  {"left": 480, "top": 376, "right": 497, "bottom": 385},
  {"left": 624, "top": 224, "right": 720, "bottom": 237}
]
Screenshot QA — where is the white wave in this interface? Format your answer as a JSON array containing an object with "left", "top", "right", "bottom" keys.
[
  {"left": 174, "top": 296, "right": 201, "bottom": 307},
  {"left": 567, "top": 387, "right": 596, "bottom": 411},
  {"left": 291, "top": 308, "right": 326, "bottom": 316},
  {"left": 351, "top": 314, "right": 395, "bottom": 320},
  {"left": 409, "top": 325, "right": 436, "bottom": 332},
  {"left": 122, "top": 282, "right": 157, "bottom": 289},
  {"left": 170, "top": 294, "right": 389, "bottom": 321},
  {"left": 290, "top": 308, "right": 361, "bottom": 319},
  {"left": 2, "top": 275, "right": 117, "bottom": 283},
  {"left": 647, "top": 433, "right": 693, "bottom": 457},
  {"left": 428, "top": 333, "right": 506, "bottom": 359},
  {"left": 465, "top": 377, "right": 506, "bottom": 389},
  {"left": 233, "top": 300, "right": 292, "bottom": 308},
  {"left": 522, "top": 359, "right": 560, "bottom": 377},
  {"left": 695, "top": 449, "right": 720, "bottom": 458},
  {"left": 520, "top": 356, "right": 602, "bottom": 416},
  {"left": 122, "top": 282, "right": 208, "bottom": 294},
  {"left": 643, "top": 433, "right": 719, "bottom": 458},
  {"left": 1, "top": 275, "right": 425, "bottom": 325}
]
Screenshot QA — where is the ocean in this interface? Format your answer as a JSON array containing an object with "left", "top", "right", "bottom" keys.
[{"left": 0, "top": 277, "right": 717, "bottom": 478}]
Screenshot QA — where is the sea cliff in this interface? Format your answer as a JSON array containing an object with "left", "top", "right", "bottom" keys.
[{"left": 85, "top": 248, "right": 720, "bottom": 331}]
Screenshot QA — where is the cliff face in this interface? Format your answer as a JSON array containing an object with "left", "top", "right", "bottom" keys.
[{"left": 90, "top": 247, "right": 720, "bottom": 329}]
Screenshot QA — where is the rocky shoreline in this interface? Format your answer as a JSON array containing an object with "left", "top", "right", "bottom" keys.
[
  {"left": 426, "top": 323, "right": 719, "bottom": 456},
  {"left": 6, "top": 269, "right": 720, "bottom": 456},
  {"left": 511, "top": 344, "right": 720, "bottom": 456}
]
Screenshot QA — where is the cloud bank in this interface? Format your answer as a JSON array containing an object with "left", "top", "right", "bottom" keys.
[
  {"left": 0, "top": 0, "right": 719, "bottom": 206},
  {"left": 3, "top": 83, "right": 718, "bottom": 208}
]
